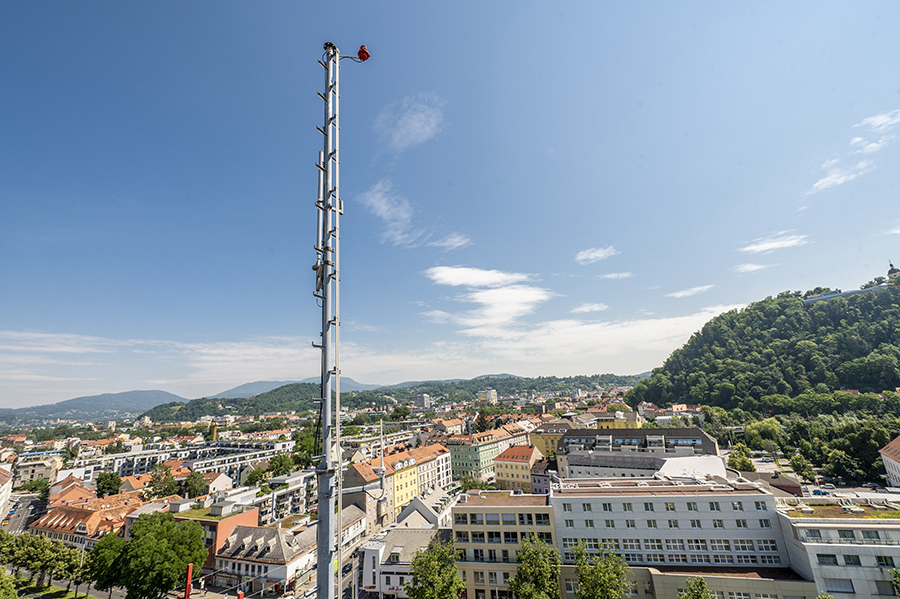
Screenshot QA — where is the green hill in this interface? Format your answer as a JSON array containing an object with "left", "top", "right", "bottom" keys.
[{"left": 626, "top": 284, "right": 900, "bottom": 412}]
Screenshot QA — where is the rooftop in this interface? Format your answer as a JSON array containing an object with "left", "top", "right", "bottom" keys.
[
  {"left": 551, "top": 477, "right": 768, "bottom": 497},
  {"left": 647, "top": 566, "right": 807, "bottom": 581},
  {"left": 456, "top": 491, "right": 549, "bottom": 507}
]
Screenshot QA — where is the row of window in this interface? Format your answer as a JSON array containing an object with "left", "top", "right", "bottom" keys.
[
  {"left": 805, "top": 528, "right": 884, "bottom": 541},
  {"left": 563, "top": 500, "right": 766, "bottom": 513},
  {"left": 461, "top": 570, "right": 511, "bottom": 586},
  {"left": 817, "top": 553, "right": 895, "bottom": 567},
  {"left": 569, "top": 553, "right": 781, "bottom": 566},
  {"left": 561, "top": 537, "right": 778, "bottom": 552},
  {"left": 454, "top": 512, "right": 550, "bottom": 526},
  {"left": 563, "top": 518, "right": 771, "bottom": 530},
  {"left": 456, "top": 530, "right": 551, "bottom": 544}
]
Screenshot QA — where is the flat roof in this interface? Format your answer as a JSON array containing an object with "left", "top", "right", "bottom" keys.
[
  {"left": 781, "top": 503, "right": 900, "bottom": 520},
  {"left": 647, "top": 566, "right": 808, "bottom": 581},
  {"left": 551, "top": 478, "right": 768, "bottom": 497},
  {"left": 456, "top": 492, "right": 549, "bottom": 507}
]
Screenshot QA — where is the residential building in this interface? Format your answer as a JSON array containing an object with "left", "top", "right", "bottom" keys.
[
  {"left": 172, "top": 503, "right": 260, "bottom": 572},
  {"left": 453, "top": 491, "right": 555, "bottom": 599},
  {"left": 397, "top": 488, "right": 456, "bottom": 528},
  {"left": 447, "top": 430, "right": 512, "bottom": 482},
  {"left": 415, "top": 394, "right": 431, "bottom": 409},
  {"left": 408, "top": 444, "right": 452, "bottom": 493},
  {"left": 494, "top": 445, "right": 544, "bottom": 493},
  {"left": 30, "top": 490, "right": 151, "bottom": 550},
  {"left": 878, "top": 435, "right": 900, "bottom": 488},
  {"left": 215, "top": 525, "right": 317, "bottom": 595},
  {"left": 528, "top": 421, "right": 574, "bottom": 458},
  {"left": 14, "top": 453, "right": 64, "bottom": 488},
  {"left": 555, "top": 428, "right": 719, "bottom": 473},
  {"left": 477, "top": 389, "right": 498, "bottom": 405},
  {"left": 530, "top": 459, "right": 556, "bottom": 495},
  {"left": 435, "top": 419, "right": 464, "bottom": 435},
  {"left": 387, "top": 452, "right": 419, "bottom": 514},
  {"left": 344, "top": 458, "right": 395, "bottom": 534},
  {"left": 360, "top": 528, "right": 442, "bottom": 598}
]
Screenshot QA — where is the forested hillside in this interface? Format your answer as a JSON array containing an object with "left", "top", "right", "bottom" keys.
[
  {"left": 141, "top": 383, "right": 322, "bottom": 422},
  {"left": 627, "top": 285, "right": 900, "bottom": 411}
]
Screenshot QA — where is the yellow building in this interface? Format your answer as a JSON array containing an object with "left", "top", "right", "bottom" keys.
[
  {"left": 386, "top": 452, "right": 419, "bottom": 515},
  {"left": 493, "top": 444, "right": 543, "bottom": 493},
  {"left": 592, "top": 410, "right": 642, "bottom": 429},
  {"left": 528, "top": 421, "right": 573, "bottom": 457}
]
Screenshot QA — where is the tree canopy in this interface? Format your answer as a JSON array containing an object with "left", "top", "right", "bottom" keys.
[
  {"left": 404, "top": 537, "right": 464, "bottom": 599},
  {"left": 573, "top": 543, "right": 630, "bottom": 599},
  {"left": 507, "top": 533, "right": 560, "bottom": 599}
]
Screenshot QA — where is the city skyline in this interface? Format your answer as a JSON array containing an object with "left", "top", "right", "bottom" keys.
[{"left": 2, "top": 3, "right": 900, "bottom": 406}]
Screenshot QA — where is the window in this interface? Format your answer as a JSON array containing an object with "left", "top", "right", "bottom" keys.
[
  {"left": 503, "top": 572, "right": 511, "bottom": 584},
  {"left": 518, "top": 513, "right": 533, "bottom": 526},
  {"left": 687, "top": 539, "right": 707, "bottom": 551},
  {"left": 385, "top": 576, "right": 391, "bottom": 586},
  {"left": 754, "top": 501, "right": 767, "bottom": 511},
  {"left": 709, "top": 502, "right": 720, "bottom": 511},
  {"left": 563, "top": 503, "right": 572, "bottom": 512},
  {"left": 562, "top": 537, "right": 578, "bottom": 548},
  {"left": 485, "top": 513, "right": 500, "bottom": 525},
  {"left": 601, "top": 539, "right": 619, "bottom": 550},
  {"left": 624, "top": 553, "right": 643, "bottom": 563},
  {"left": 535, "top": 513, "right": 550, "bottom": 526},
  {"left": 668, "top": 554, "right": 687, "bottom": 563},
  {"left": 713, "top": 519, "right": 724, "bottom": 529},
  {"left": 622, "top": 539, "right": 641, "bottom": 550},
  {"left": 759, "top": 519, "right": 771, "bottom": 528},
  {"left": 644, "top": 502, "right": 654, "bottom": 512},
  {"left": 877, "top": 556, "right": 896, "bottom": 567},
  {"left": 565, "top": 519, "right": 574, "bottom": 528},
  {"left": 456, "top": 531, "right": 469, "bottom": 542},
  {"left": 759, "top": 555, "right": 781, "bottom": 565},
  {"left": 862, "top": 530, "right": 881, "bottom": 540},
  {"left": 817, "top": 554, "right": 839, "bottom": 565},
  {"left": 843, "top": 554, "right": 861, "bottom": 566},
  {"left": 582, "top": 503, "right": 592, "bottom": 512},
  {"left": 838, "top": 530, "right": 854, "bottom": 540},
  {"left": 735, "top": 519, "right": 748, "bottom": 529},
  {"left": 691, "top": 519, "right": 702, "bottom": 529},
  {"left": 487, "top": 531, "right": 501, "bottom": 544},
  {"left": 709, "top": 539, "right": 730, "bottom": 551},
  {"left": 504, "top": 531, "right": 517, "bottom": 543},
  {"left": 537, "top": 532, "right": 553, "bottom": 544},
  {"left": 665, "top": 502, "right": 676, "bottom": 511},
  {"left": 626, "top": 520, "right": 636, "bottom": 529},
  {"left": 690, "top": 553, "right": 710, "bottom": 563},
  {"left": 605, "top": 519, "right": 615, "bottom": 528},
  {"left": 623, "top": 503, "right": 633, "bottom": 512},
  {"left": 734, "top": 539, "right": 754, "bottom": 551},
  {"left": 474, "top": 571, "right": 485, "bottom": 584},
  {"left": 473, "top": 549, "right": 484, "bottom": 561},
  {"left": 687, "top": 502, "right": 698, "bottom": 512},
  {"left": 728, "top": 592, "right": 750, "bottom": 599},
  {"left": 823, "top": 579, "right": 854, "bottom": 594},
  {"left": 488, "top": 572, "right": 497, "bottom": 585},
  {"left": 502, "top": 550, "right": 510, "bottom": 563},
  {"left": 806, "top": 529, "right": 822, "bottom": 540},
  {"left": 666, "top": 539, "right": 685, "bottom": 551},
  {"left": 668, "top": 519, "right": 679, "bottom": 529},
  {"left": 876, "top": 581, "right": 895, "bottom": 595},
  {"left": 455, "top": 514, "right": 468, "bottom": 525},
  {"left": 471, "top": 531, "right": 485, "bottom": 543},
  {"left": 582, "top": 538, "right": 600, "bottom": 550},
  {"left": 602, "top": 503, "right": 612, "bottom": 512},
  {"left": 713, "top": 554, "right": 734, "bottom": 564},
  {"left": 502, "top": 513, "right": 516, "bottom": 525},
  {"left": 584, "top": 520, "right": 595, "bottom": 528},
  {"left": 757, "top": 539, "right": 777, "bottom": 552},
  {"left": 472, "top": 513, "right": 484, "bottom": 525},
  {"left": 731, "top": 501, "right": 743, "bottom": 512},
  {"left": 644, "top": 539, "right": 663, "bottom": 550},
  {"left": 645, "top": 553, "right": 665, "bottom": 563},
  {"left": 646, "top": 520, "right": 657, "bottom": 529}
]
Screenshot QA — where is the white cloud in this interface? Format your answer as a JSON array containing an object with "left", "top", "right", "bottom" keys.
[
  {"left": 571, "top": 303, "right": 609, "bottom": 313},
  {"left": 597, "top": 272, "right": 633, "bottom": 280},
  {"left": 665, "top": 285, "right": 714, "bottom": 298},
  {"left": 358, "top": 179, "right": 423, "bottom": 247},
  {"left": 375, "top": 93, "right": 446, "bottom": 152},
  {"left": 427, "top": 233, "right": 471, "bottom": 251},
  {"left": 856, "top": 109, "right": 900, "bottom": 134},
  {"left": 808, "top": 160, "right": 873, "bottom": 194},
  {"left": 575, "top": 246, "right": 619, "bottom": 265},
  {"left": 425, "top": 266, "right": 533, "bottom": 288},
  {"left": 732, "top": 263, "right": 771, "bottom": 273},
  {"left": 738, "top": 231, "right": 809, "bottom": 254}
]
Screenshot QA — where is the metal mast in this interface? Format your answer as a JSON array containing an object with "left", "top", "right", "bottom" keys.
[{"left": 313, "top": 41, "right": 341, "bottom": 599}]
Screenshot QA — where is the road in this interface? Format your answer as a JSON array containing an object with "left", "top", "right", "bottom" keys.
[{"left": 4, "top": 493, "right": 44, "bottom": 535}]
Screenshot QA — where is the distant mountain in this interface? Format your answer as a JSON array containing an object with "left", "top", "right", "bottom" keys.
[
  {"left": 211, "top": 378, "right": 380, "bottom": 399},
  {"left": 0, "top": 390, "right": 186, "bottom": 425}
]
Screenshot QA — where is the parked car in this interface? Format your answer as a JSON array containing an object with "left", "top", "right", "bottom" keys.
[
  {"left": 863, "top": 482, "right": 879, "bottom": 489},
  {"left": 821, "top": 483, "right": 836, "bottom": 489},
  {"left": 813, "top": 489, "right": 830, "bottom": 496},
  {"left": 876, "top": 487, "right": 887, "bottom": 493}
]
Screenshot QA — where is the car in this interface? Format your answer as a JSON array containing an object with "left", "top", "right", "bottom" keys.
[
  {"left": 863, "top": 482, "right": 879, "bottom": 489},
  {"left": 1, "top": 520, "right": 8, "bottom": 526},
  {"left": 760, "top": 458, "right": 774, "bottom": 463},
  {"left": 876, "top": 487, "right": 887, "bottom": 493},
  {"left": 821, "top": 483, "right": 836, "bottom": 489},
  {"left": 812, "top": 489, "right": 830, "bottom": 496}
]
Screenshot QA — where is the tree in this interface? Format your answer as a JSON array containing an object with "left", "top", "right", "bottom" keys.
[
  {"left": 23, "top": 477, "right": 50, "bottom": 500},
  {"left": 790, "top": 454, "right": 816, "bottom": 482},
  {"left": 245, "top": 466, "right": 268, "bottom": 487},
  {"left": 183, "top": 471, "right": 206, "bottom": 499},
  {"left": 87, "top": 532, "right": 124, "bottom": 599},
  {"left": 890, "top": 568, "right": 900, "bottom": 597},
  {"left": 474, "top": 411, "right": 490, "bottom": 433},
  {"left": 96, "top": 472, "right": 122, "bottom": 497},
  {"left": 269, "top": 451, "right": 294, "bottom": 477},
  {"left": 390, "top": 406, "right": 411, "bottom": 421},
  {"left": 404, "top": 537, "right": 464, "bottom": 599},
  {"left": 119, "top": 512, "right": 208, "bottom": 599},
  {"left": 0, "top": 569, "right": 15, "bottom": 599},
  {"left": 507, "top": 533, "right": 560, "bottom": 599},
  {"left": 459, "top": 474, "right": 488, "bottom": 492},
  {"left": 146, "top": 465, "right": 179, "bottom": 499},
  {"left": 678, "top": 577, "right": 715, "bottom": 599},
  {"left": 573, "top": 543, "right": 630, "bottom": 599},
  {"left": 727, "top": 452, "right": 756, "bottom": 472}
]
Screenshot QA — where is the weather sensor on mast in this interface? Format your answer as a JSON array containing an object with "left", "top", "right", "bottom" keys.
[{"left": 311, "top": 41, "right": 370, "bottom": 599}]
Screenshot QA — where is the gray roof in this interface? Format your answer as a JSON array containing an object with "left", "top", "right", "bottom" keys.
[
  {"left": 219, "top": 525, "right": 311, "bottom": 564},
  {"left": 375, "top": 529, "right": 438, "bottom": 564}
]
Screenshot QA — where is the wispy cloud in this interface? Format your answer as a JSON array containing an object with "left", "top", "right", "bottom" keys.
[
  {"left": 597, "top": 272, "right": 633, "bottom": 280},
  {"left": 424, "top": 266, "right": 533, "bottom": 288},
  {"left": 571, "top": 303, "right": 609, "bottom": 313},
  {"left": 807, "top": 109, "right": 900, "bottom": 194},
  {"left": 575, "top": 246, "right": 619, "bottom": 265},
  {"left": 358, "top": 179, "right": 423, "bottom": 247},
  {"left": 427, "top": 233, "right": 471, "bottom": 251},
  {"left": 375, "top": 93, "right": 446, "bottom": 152},
  {"left": 732, "top": 263, "right": 771, "bottom": 273},
  {"left": 738, "top": 231, "right": 809, "bottom": 254},
  {"left": 666, "top": 285, "right": 714, "bottom": 298}
]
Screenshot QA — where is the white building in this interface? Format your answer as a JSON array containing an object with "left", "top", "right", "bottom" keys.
[
  {"left": 878, "top": 435, "right": 900, "bottom": 488},
  {"left": 359, "top": 528, "right": 439, "bottom": 598}
]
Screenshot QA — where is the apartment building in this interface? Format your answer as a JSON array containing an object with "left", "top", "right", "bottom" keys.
[
  {"left": 447, "top": 430, "right": 512, "bottom": 482},
  {"left": 360, "top": 528, "right": 440, "bottom": 598},
  {"left": 14, "top": 453, "right": 64, "bottom": 488},
  {"left": 494, "top": 445, "right": 544, "bottom": 493},
  {"left": 550, "top": 478, "right": 816, "bottom": 599},
  {"left": 453, "top": 491, "right": 555, "bottom": 599},
  {"left": 778, "top": 502, "right": 900, "bottom": 598},
  {"left": 878, "top": 435, "right": 900, "bottom": 488},
  {"left": 408, "top": 444, "right": 452, "bottom": 493},
  {"left": 555, "top": 428, "right": 719, "bottom": 473},
  {"left": 344, "top": 458, "right": 396, "bottom": 534},
  {"left": 528, "top": 421, "right": 574, "bottom": 458}
]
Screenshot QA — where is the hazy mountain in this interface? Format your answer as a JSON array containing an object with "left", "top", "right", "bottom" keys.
[
  {"left": 0, "top": 390, "right": 187, "bottom": 424},
  {"left": 211, "top": 378, "right": 380, "bottom": 398}
]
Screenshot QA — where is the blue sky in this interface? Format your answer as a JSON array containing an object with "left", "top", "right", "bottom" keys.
[{"left": 3, "top": 2, "right": 900, "bottom": 407}]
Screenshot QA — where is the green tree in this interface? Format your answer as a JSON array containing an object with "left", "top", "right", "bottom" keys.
[
  {"left": 22, "top": 477, "right": 50, "bottom": 500},
  {"left": 96, "top": 472, "right": 122, "bottom": 497},
  {"left": 459, "top": 474, "right": 488, "bottom": 492},
  {"left": 183, "top": 471, "right": 207, "bottom": 499},
  {"left": 789, "top": 454, "right": 816, "bottom": 482},
  {"left": 87, "top": 532, "right": 124, "bottom": 599},
  {"left": 890, "top": 568, "right": 900, "bottom": 597},
  {"left": 507, "top": 533, "right": 560, "bottom": 599},
  {"left": 678, "top": 577, "right": 715, "bottom": 599},
  {"left": 727, "top": 452, "right": 756, "bottom": 472},
  {"left": 573, "top": 543, "right": 630, "bottom": 599},
  {"left": 404, "top": 537, "right": 464, "bottom": 599},
  {"left": 119, "top": 512, "right": 208, "bottom": 599},
  {"left": 0, "top": 569, "right": 15, "bottom": 599},
  {"left": 269, "top": 451, "right": 294, "bottom": 477},
  {"left": 390, "top": 406, "right": 411, "bottom": 421},
  {"left": 244, "top": 467, "right": 268, "bottom": 487},
  {"left": 146, "top": 465, "right": 179, "bottom": 499}
]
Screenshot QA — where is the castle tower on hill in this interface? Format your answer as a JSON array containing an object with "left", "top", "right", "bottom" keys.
[{"left": 889, "top": 261, "right": 899, "bottom": 277}]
